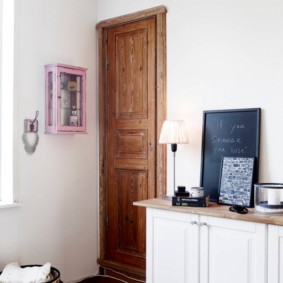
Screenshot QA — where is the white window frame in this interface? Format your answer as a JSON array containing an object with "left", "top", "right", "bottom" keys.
[{"left": 0, "top": 0, "right": 16, "bottom": 207}]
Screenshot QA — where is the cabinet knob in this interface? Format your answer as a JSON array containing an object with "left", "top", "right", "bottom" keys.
[
  {"left": 191, "top": 221, "right": 198, "bottom": 225},
  {"left": 199, "top": 222, "right": 207, "bottom": 227}
]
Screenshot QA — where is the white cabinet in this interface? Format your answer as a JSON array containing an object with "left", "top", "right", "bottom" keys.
[
  {"left": 146, "top": 208, "right": 267, "bottom": 283},
  {"left": 268, "top": 225, "right": 283, "bottom": 283}
]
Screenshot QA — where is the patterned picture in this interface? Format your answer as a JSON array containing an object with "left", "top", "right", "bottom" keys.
[{"left": 218, "top": 157, "right": 255, "bottom": 207}]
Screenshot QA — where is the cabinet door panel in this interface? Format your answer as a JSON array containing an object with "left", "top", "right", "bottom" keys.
[
  {"left": 268, "top": 225, "right": 283, "bottom": 283},
  {"left": 201, "top": 216, "right": 267, "bottom": 283},
  {"left": 146, "top": 208, "right": 198, "bottom": 283}
]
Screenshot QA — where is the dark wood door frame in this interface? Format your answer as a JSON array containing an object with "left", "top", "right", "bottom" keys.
[{"left": 96, "top": 6, "right": 167, "bottom": 278}]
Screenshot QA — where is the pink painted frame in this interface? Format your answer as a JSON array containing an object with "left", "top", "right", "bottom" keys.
[{"left": 45, "top": 63, "right": 87, "bottom": 134}]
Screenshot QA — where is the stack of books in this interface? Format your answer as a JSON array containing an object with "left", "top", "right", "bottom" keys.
[
  {"left": 171, "top": 195, "right": 210, "bottom": 207},
  {"left": 166, "top": 186, "right": 210, "bottom": 207}
]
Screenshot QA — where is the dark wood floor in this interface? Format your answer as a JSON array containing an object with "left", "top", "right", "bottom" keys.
[
  {"left": 77, "top": 266, "right": 146, "bottom": 283},
  {"left": 77, "top": 275, "right": 127, "bottom": 283}
]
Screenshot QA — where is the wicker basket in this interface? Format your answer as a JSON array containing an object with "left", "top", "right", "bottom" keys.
[{"left": 0, "top": 265, "right": 62, "bottom": 283}]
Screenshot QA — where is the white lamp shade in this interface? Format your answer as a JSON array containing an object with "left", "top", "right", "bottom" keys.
[{"left": 159, "top": 120, "right": 189, "bottom": 144}]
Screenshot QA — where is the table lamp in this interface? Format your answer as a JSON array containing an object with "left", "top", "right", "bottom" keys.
[{"left": 159, "top": 120, "right": 189, "bottom": 192}]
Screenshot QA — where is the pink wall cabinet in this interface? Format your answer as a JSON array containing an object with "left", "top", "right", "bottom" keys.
[{"left": 45, "top": 63, "right": 87, "bottom": 134}]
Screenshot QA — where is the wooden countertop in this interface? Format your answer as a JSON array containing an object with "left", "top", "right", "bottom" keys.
[{"left": 134, "top": 197, "right": 283, "bottom": 226}]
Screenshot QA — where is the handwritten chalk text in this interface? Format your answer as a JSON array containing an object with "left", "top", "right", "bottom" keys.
[
  {"left": 211, "top": 136, "right": 242, "bottom": 144},
  {"left": 230, "top": 123, "right": 246, "bottom": 134}
]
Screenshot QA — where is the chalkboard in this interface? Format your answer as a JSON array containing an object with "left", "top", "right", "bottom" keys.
[{"left": 200, "top": 108, "right": 261, "bottom": 202}]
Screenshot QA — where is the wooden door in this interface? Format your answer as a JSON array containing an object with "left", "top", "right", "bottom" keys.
[
  {"left": 106, "top": 16, "right": 155, "bottom": 270},
  {"left": 97, "top": 6, "right": 167, "bottom": 279}
]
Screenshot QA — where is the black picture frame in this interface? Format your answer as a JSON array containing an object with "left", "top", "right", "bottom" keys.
[
  {"left": 200, "top": 108, "right": 261, "bottom": 202},
  {"left": 218, "top": 157, "right": 255, "bottom": 207}
]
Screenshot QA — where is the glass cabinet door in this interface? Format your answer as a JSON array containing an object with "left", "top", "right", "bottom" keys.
[{"left": 59, "top": 72, "right": 82, "bottom": 128}]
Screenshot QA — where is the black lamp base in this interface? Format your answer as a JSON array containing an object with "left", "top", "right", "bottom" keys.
[{"left": 171, "top": 143, "right": 177, "bottom": 152}]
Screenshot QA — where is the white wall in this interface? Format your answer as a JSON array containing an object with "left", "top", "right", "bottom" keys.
[
  {"left": 2, "top": 0, "right": 283, "bottom": 281},
  {"left": 97, "top": 0, "right": 283, "bottom": 195},
  {"left": 0, "top": 0, "right": 98, "bottom": 282}
]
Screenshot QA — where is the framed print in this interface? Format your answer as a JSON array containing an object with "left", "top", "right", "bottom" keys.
[
  {"left": 200, "top": 108, "right": 261, "bottom": 202},
  {"left": 218, "top": 157, "right": 255, "bottom": 207}
]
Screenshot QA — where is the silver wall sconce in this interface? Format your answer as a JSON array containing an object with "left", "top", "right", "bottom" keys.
[{"left": 22, "top": 111, "right": 39, "bottom": 154}]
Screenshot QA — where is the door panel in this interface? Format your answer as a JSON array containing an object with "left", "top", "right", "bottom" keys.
[{"left": 116, "top": 31, "right": 148, "bottom": 119}]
